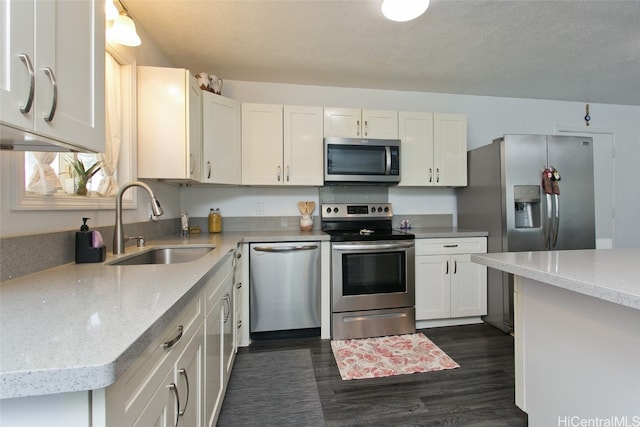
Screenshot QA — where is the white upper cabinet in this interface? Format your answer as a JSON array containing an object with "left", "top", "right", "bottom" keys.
[
  {"left": 137, "top": 66, "right": 202, "bottom": 182},
  {"left": 284, "top": 105, "right": 324, "bottom": 186},
  {"left": 399, "top": 112, "right": 467, "bottom": 187},
  {"left": 324, "top": 107, "right": 398, "bottom": 139},
  {"left": 242, "top": 103, "right": 323, "bottom": 186},
  {"left": 202, "top": 93, "right": 241, "bottom": 184},
  {"left": 0, "top": 0, "right": 105, "bottom": 152}
]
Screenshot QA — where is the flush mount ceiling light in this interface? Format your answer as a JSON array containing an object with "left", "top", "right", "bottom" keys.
[
  {"left": 381, "top": 0, "right": 430, "bottom": 22},
  {"left": 106, "top": 0, "right": 142, "bottom": 47}
]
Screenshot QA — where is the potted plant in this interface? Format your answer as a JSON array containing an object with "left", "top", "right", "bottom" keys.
[{"left": 67, "top": 157, "right": 101, "bottom": 196}]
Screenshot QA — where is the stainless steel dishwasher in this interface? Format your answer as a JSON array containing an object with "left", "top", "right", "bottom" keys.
[{"left": 249, "top": 242, "right": 321, "bottom": 334}]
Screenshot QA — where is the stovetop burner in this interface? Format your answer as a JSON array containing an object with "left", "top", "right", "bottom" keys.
[{"left": 321, "top": 203, "right": 415, "bottom": 242}]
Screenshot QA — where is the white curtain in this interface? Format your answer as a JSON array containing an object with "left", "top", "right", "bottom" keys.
[
  {"left": 98, "top": 53, "right": 121, "bottom": 197},
  {"left": 26, "top": 152, "right": 62, "bottom": 195}
]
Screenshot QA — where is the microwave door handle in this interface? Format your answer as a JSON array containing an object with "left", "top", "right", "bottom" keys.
[{"left": 385, "top": 146, "right": 391, "bottom": 175}]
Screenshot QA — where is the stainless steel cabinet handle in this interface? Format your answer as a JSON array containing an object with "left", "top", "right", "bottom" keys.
[
  {"left": 356, "top": 120, "right": 360, "bottom": 136},
  {"left": 364, "top": 120, "right": 368, "bottom": 136},
  {"left": 237, "top": 319, "right": 242, "bottom": 329},
  {"left": 207, "top": 161, "right": 211, "bottom": 179},
  {"left": 178, "top": 368, "right": 189, "bottom": 416},
  {"left": 277, "top": 166, "right": 281, "bottom": 181},
  {"left": 18, "top": 54, "right": 35, "bottom": 114},
  {"left": 42, "top": 67, "right": 57, "bottom": 122},
  {"left": 163, "top": 325, "right": 183, "bottom": 349},
  {"left": 169, "top": 383, "right": 180, "bottom": 427},
  {"left": 223, "top": 293, "right": 231, "bottom": 321},
  {"left": 236, "top": 281, "right": 242, "bottom": 289},
  {"left": 436, "top": 168, "right": 440, "bottom": 183},
  {"left": 189, "top": 154, "right": 195, "bottom": 174},
  {"left": 429, "top": 168, "right": 433, "bottom": 183},
  {"left": 445, "top": 260, "right": 449, "bottom": 275},
  {"left": 454, "top": 260, "right": 457, "bottom": 274},
  {"left": 286, "top": 165, "right": 290, "bottom": 182},
  {"left": 253, "top": 245, "right": 318, "bottom": 253},
  {"left": 443, "top": 244, "right": 458, "bottom": 248}
]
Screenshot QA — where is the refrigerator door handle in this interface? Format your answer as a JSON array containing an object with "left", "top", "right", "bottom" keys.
[
  {"left": 551, "top": 193, "right": 560, "bottom": 247},
  {"left": 544, "top": 193, "right": 553, "bottom": 246}
]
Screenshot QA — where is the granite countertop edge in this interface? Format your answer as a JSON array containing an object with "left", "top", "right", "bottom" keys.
[{"left": 0, "top": 228, "right": 484, "bottom": 399}]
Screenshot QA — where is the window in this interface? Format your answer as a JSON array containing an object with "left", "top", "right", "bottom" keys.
[{"left": 13, "top": 46, "right": 137, "bottom": 210}]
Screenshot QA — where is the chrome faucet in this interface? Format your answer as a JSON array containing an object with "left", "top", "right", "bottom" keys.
[{"left": 113, "top": 181, "right": 164, "bottom": 255}]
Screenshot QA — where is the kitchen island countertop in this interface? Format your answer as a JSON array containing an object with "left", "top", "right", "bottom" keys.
[{"left": 471, "top": 248, "right": 640, "bottom": 311}]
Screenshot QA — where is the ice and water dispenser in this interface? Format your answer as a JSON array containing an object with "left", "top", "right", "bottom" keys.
[{"left": 514, "top": 185, "right": 540, "bottom": 228}]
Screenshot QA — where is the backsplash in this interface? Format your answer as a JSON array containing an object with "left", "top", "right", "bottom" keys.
[{"left": 0, "top": 218, "right": 179, "bottom": 281}]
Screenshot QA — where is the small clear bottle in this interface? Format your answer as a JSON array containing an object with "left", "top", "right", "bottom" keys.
[{"left": 208, "top": 208, "right": 222, "bottom": 233}]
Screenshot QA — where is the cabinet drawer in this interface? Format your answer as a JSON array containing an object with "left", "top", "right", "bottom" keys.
[{"left": 415, "top": 237, "right": 486, "bottom": 255}]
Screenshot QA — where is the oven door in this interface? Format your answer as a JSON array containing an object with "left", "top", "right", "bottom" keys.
[{"left": 331, "top": 240, "right": 415, "bottom": 312}]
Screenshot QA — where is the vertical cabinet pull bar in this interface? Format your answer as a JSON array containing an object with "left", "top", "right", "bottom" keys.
[
  {"left": 445, "top": 260, "right": 449, "bottom": 275},
  {"left": 178, "top": 368, "right": 190, "bottom": 416},
  {"left": 42, "top": 67, "right": 57, "bottom": 122},
  {"left": 454, "top": 260, "right": 457, "bottom": 274},
  {"left": 168, "top": 383, "right": 181, "bottom": 427},
  {"left": 364, "top": 120, "right": 368, "bottom": 136},
  {"left": 356, "top": 120, "right": 360, "bottom": 136},
  {"left": 18, "top": 54, "right": 35, "bottom": 114},
  {"left": 429, "top": 168, "right": 433, "bottom": 183},
  {"left": 436, "top": 168, "right": 440, "bottom": 183},
  {"left": 207, "top": 161, "right": 211, "bottom": 179}
]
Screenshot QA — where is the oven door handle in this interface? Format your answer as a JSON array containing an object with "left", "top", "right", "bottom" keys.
[
  {"left": 253, "top": 245, "right": 318, "bottom": 253},
  {"left": 332, "top": 241, "right": 414, "bottom": 251}
]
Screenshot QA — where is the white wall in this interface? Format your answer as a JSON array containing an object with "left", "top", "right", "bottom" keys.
[{"left": 181, "top": 80, "right": 640, "bottom": 247}]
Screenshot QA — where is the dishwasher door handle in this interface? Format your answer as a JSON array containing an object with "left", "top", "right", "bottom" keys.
[{"left": 252, "top": 245, "right": 318, "bottom": 253}]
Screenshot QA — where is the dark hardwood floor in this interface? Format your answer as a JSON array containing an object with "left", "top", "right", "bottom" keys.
[{"left": 224, "top": 324, "right": 528, "bottom": 426}]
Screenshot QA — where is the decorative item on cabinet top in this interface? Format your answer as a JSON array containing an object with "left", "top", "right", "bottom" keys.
[{"left": 195, "top": 72, "right": 223, "bottom": 94}]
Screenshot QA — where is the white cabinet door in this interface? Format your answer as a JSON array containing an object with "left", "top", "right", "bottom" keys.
[
  {"left": 0, "top": 0, "right": 105, "bottom": 152},
  {"left": 202, "top": 93, "right": 241, "bottom": 184},
  {"left": 241, "top": 103, "right": 283, "bottom": 185},
  {"left": 133, "top": 370, "right": 175, "bottom": 427},
  {"left": 284, "top": 105, "right": 323, "bottom": 185},
  {"left": 138, "top": 67, "right": 202, "bottom": 181},
  {"left": 362, "top": 109, "right": 398, "bottom": 138},
  {"left": 204, "top": 295, "right": 222, "bottom": 427},
  {"left": 398, "top": 112, "right": 467, "bottom": 187},
  {"left": 450, "top": 254, "right": 487, "bottom": 318},
  {"left": 415, "top": 254, "right": 450, "bottom": 320},
  {"left": 324, "top": 107, "right": 398, "bottom": 138},
  {"left": 174, "top": 325, "right": 203, "bottom": 427},
  {"left": 433, "top": 113, "right": 467, "bottom": 186},
  {"left": 398, "top": 111, "right": 434, "bottom": 186},
  {"left": 323, "top": 107, "right": 360, "bottom": 137}
]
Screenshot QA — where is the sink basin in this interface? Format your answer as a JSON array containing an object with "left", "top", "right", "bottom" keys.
[{"left": 108, "top": 245, "right": 215, "bottom": 266}]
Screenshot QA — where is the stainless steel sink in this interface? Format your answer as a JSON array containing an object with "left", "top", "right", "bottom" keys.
[{"left": 108, "top": 245, "right": 215, "bottom": 266}]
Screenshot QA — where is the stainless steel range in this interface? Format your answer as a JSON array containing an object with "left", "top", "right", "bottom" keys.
[{"left": 322, "top": 203, "right": 416, "bottom": 340}]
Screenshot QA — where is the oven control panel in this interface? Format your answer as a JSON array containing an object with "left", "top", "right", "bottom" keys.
[{"left": 321, "top": 203, "right": 393, "bottom": 219}]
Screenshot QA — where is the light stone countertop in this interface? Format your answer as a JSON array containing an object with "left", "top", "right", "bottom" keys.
[
  {"left": 0, "top": 227, "right": 482, "bottom": 399},
  {"left": 471, "top": 249, "right": 640, "bottom": 311}
]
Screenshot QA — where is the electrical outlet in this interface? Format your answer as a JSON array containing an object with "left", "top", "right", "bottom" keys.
[{"left": 255, "top": 202, "right": 264, "bottom": 215}]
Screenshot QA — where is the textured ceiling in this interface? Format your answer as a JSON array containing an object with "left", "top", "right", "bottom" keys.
[{"left": 124, "top": 0, "right": 640, "bottom": 106}]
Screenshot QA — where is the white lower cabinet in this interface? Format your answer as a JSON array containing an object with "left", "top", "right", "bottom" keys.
[
  {"left": 103, "top": 252, "right": 236, "bottom": 427},
  {"left": 203, "top": 253, "right": 235, "bottom": 427},
  {"left": 415, "top": 238, "right": 487, "bottom": 325}
]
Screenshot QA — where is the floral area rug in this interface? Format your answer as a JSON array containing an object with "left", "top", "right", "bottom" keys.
[{"left": 330, "top": 333, "right": 460, "bottom": 380}]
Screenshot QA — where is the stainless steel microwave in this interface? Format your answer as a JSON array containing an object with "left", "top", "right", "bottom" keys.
[{"left": 324, "top": 137, "right": 401, "bottom": 184}]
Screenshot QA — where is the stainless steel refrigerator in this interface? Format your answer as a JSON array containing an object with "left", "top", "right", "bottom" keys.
[{"left": 457, "top": 134, "right": 596, "bottom": 332}]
